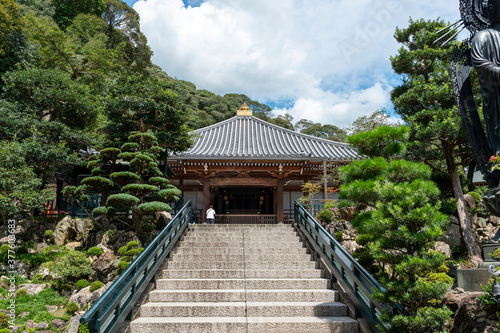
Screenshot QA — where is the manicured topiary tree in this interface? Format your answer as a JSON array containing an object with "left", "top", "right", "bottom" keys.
[
  {"left": 64, "top": 132, "right": 181, "bottom": 233},
  {"left": 340, "top": 126, "right": 453, "bottom": 332}
]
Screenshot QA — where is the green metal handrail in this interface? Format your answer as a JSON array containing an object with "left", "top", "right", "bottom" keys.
[
  {"left": 294, "top": 201, "right": 399, "bottom": 332},
  {"left": 80, "top": 200, "right": 192, "bottom": 333}
]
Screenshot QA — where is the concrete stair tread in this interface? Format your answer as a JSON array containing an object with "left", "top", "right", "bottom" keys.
[
  {"left": 157, "top": 278, "right": 327, "bottom": 281},
  {"left": 132, "top": 316, "right": 357, "bottom": 323},
  {"left": 142, "top": 301, "right": 345, "bottom": 306}
]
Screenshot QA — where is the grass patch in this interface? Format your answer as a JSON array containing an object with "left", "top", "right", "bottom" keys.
[{"left": 0, "top": 288, "right": 71, "bottom": 326}]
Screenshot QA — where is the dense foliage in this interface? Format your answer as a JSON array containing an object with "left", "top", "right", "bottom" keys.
[
  {"left": 390, "top": 18, "right": 481, "bottom": 264},
  {"left": 340, "top": 126, "right": 453, "bottom": 332}
]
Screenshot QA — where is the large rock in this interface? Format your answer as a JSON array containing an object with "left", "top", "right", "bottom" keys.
[
  {"left": 51, "top": 319, "right": 67, "bottom": 330},
  {"left": 53, "top": 217, "right": 94, "bottom": 247},
  {"left": 444, "top": 289, "right": 498, "bottom": 332},
  {"left": 434, "top": 241, "right": 452, "bottom": 259},
  {"left": 339, "top": 207, "right": 356, "bottom": 221},
  {"left": 53, "top": 216, "right": 77, "bottom": 246},
  {"left": 68, "top": 281, "right": 113, "bottom": 310},
  {"left": 441, "top": 218, "right": 463, "bottom": 250},
  {"left": 17, "top": 284, "right": 46, "bottom": 295},
  {"left": 464, "top": 194, "right": 477, "bottom": 209},
  {"left": 92, "top": 250, "right": 119, "bottom": 283},
  {"left": 68, "top": 287, "right": 92, "bottom": 310},
  {"left": 155, "top": 211, "right": 172, "bottom": 230}
]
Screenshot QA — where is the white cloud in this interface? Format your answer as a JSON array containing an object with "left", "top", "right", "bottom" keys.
[{"left": 134, "top": 0, "right": 463, "bottom": 127}]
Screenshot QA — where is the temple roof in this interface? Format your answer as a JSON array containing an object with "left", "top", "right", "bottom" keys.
[{"left": 171, "top": 114, "right": 359, "bottom": 162}]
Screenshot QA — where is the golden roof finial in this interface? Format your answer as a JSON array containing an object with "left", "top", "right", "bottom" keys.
[{"left": 237, "top": 103, "right": 252, "bottom": 116}]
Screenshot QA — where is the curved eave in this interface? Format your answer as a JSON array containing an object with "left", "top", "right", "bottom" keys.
[{"left": 172, "top": 115, "right": 360, "bottom": 161}]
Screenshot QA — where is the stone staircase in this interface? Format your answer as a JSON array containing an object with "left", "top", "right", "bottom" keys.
[{"left": 129, "top": 224, "right": 359, "bottom": 333}]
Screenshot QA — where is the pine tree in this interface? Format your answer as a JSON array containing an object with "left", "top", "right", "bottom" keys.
[
  {"left": 340, "top": 126, "right": 453, "bottom": 332},
  {"left": 390, "top": 18, "right": 481, "bottom": 265}
]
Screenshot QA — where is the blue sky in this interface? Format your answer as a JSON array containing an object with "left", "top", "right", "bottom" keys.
[{"left": 124, "top": 0, "right": 464, "bottom": 128}]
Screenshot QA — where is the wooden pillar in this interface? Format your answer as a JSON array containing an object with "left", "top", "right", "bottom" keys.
[
  {"left": 323, "top": 161, "right": 328, "bottom": 200},
  {"left": 277, "top": 178, "right": 284, "bottom": 223},
  {"left": 203, "top": 178, "right": 210, "bottom": 222}
]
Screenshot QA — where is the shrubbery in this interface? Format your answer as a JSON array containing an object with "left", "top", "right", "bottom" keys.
[
  {"left": 54, "top": 250, "right": 93, "bottom": 282},
  {"left": 75, "top": 279, "right": 90, "bottom": 290},
  {"left": 87, "top": 247, "right": 103, "bottom": 257},
  {"left": 89, "top": 281, "right": 104, "bottom": 292},
  {"left": 66, "top": 302, "right": 79, "bottom": 314}
]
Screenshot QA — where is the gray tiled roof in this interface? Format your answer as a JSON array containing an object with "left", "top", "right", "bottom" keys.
[{"left": 172, "top": 116, "right": 359, "bottom": 161}]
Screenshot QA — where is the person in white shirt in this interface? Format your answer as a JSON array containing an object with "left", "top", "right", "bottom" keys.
[{"left": 206, "top": 205, "right": 216, "bottom": 224}]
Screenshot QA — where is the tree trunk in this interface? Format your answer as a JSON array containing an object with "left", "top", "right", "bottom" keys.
[{"left": 447, "top": 154, "right": 482, "bottom": 266}]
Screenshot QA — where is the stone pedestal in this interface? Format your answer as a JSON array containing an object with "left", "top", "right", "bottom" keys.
[{"left": 456, "top": 268, "right": 491, "bottom": 292}]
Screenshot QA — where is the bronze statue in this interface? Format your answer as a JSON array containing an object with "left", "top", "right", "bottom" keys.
[{"left": 472, "top": 0, "right": 500, "bottom": 155}]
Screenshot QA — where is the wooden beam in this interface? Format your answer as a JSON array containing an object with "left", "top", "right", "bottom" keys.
[
  {"left": 203, "top": 179, "right": 210, "bottom": 222},
  {"left": 277, "top": 178, "right": 284, "bottom": 223},
  {"left": 209, "top": 178, "right": 278, "bottom": 187}
]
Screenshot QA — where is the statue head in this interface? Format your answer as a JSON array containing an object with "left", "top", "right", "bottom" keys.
[{"left": 488, "top": 0, "right": 500, "bottom": 24}]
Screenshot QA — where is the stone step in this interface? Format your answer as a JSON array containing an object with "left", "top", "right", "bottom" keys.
[
  {"left": 156, "top": 278, "right": 330, "bottom": 290},
  {"left": 189, "top": 229, "right": 298, "bottom": 237},
  {"left": 130, "top": 317, "right": 359, "bottom": 333},
  {"left": 161, "top": 269, "right": 323, "bottom": 279},
  {"left": 178, "top": 241, "right": 304, "bottom": 248},
  {"left": 174, "top": 247, "right": 307, "bottom": 255},
  {"left": 139, "top": 301, "right": 348, "bottom": 317},
  {"left": 166, "top": 260, "right": 317, "bottom": 270},
  {"left": 183, "top": 233, "right": 300, "bottom": 242},
  {"left": 148, "top": 289, "right": 338, "bottom": 303},
  {"left": 190, "top": 224, "right": 293, "bottom": 229},
  {"left": 170, "top": 253, "right": 313, "bottom": 262}
]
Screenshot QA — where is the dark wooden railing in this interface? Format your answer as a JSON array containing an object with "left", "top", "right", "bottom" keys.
[
  {"left": 79, "top": 200, "right": 192, "bottom": 333},
  {"left": 215, "top": 214, "right": 279, "bottom": 224}
]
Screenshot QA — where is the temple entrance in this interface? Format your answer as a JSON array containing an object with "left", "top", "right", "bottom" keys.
[{"left": 214, "top": 187, "right": 274, "bottom": 215}]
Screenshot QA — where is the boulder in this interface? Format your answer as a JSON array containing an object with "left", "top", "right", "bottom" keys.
[
  {"left": 51, "top": 319, "right": 67, "bottom": 330},
  {"left": 65, "top": 242, "right": 83, "bottom": 251},
  {"left": 339, "top": 207, "right": 356, "bottom": 221},
  {"left": 68, "top": 287, "right": 92, "bottom": 310},
  {"left": 444, "top": 289, "right": 499, "bottom": 332},
  {"left": 53, "top": 216, "right": 77, "bottom": 246},
  {"left": 0, "top": 237, "right": 9, "bottom": 245},
  {"left": 53, "top": 217, "right": 94, "bottom": 247},
  {"left": 441, "top": 220, "right": 463, "bottom": 250},
  {"left": 92, "top": 250, "right": 119, "bottom": 283},
  {"left": 17, "top": 284, "right": 46, "bottom": 295},
  {"left": 9, "top": 326, "right": 21, "bottom": 333},
  {"left": 155, "top": 211, "right": 172, "bottom": 229},
  {"left": 35, "top": 323, "right": 49, "bottom": 329},
  {"left": 464, "top": 194, "right": 477, "bottom": 209},
  {"left": 67, "top": 315, "right": 81, "bottom": 333},
  {"left": 475, "top": 217, "right": 488, "bottom": 229},
  {"left": 36, "top": 243, "right": 48, "bottom": 253},
  {"left": 434, "top": 241, "right": 452, "bottom": 259},
  {"left": 74, "top": 219, "right": 94, "bottom": 243},
  {"left": 91, "top": 281, "right": 113, "bottom": 303},
  {"left": 25, "top": 320, "right": 36, "bottom": 329}
]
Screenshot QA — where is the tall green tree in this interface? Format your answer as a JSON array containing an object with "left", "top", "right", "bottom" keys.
[
  {"left": 340, "top": 126, "right": 453, "bottom": 332},
  {"left": 105, "top": 74, "right": 192, "bottom": 152},
  {"left": 102, "top": 0, "right": 151, "bottom": 73},
  {"left": 52, "top": 0, "right": 106, "bottom": 30},
  {"left": 2, "top": 67, "right": 98, "bottom": 129},
  {"left": 348, "top": 109, "right": 395, "bottom": 134},
  {"left": 0, "top": 0, "right": 38, "bottom": 75},
  {"left": 0, "top": 141, "right": 54, "bottom": 225},
  {"left": 390, "top": 18, "right": 481, "bottom": 265}
]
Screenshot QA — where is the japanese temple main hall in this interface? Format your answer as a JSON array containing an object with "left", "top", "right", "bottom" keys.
[{"left": 167, "top": 104, "right": 359, "bottom": 223}]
